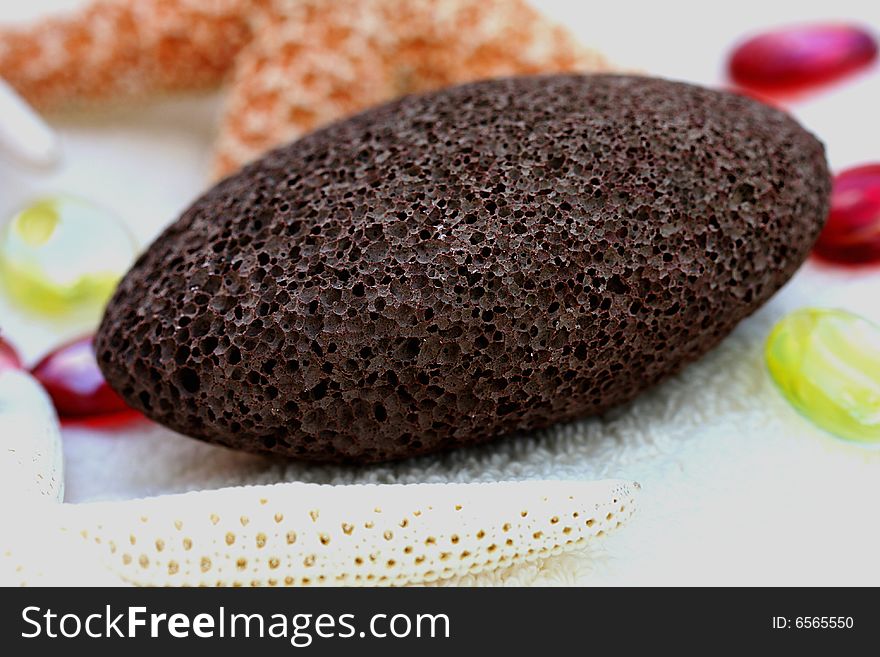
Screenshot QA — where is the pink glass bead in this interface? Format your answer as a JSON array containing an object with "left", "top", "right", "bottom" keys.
[
  {"left": 31, "top": 335, "right": 138, "bottom": 423},
  {"left": 0, "top": 336, "right": 21, "bottom": 371},
  {"left": 814, "top": 164, "right": 880, "bottom": 265},
  {"left": 729, "top": 24, "right": 878, "bottom": 94}
]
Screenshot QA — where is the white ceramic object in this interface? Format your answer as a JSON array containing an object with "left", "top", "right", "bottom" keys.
[
  {"left": 0, "top": 368, "right": 64, "bottom": 501},
  {"left": 0, "top": 79, "right": 59, "bottom": 167}
]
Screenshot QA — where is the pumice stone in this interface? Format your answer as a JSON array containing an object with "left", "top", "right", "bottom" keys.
[{"left": 96, "top": 74, "right": 831, "bottom": 463}]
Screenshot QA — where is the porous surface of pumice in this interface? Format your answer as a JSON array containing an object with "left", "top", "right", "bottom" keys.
[{"left": 96, "top": 74, "right": 831, "bottom": 463}]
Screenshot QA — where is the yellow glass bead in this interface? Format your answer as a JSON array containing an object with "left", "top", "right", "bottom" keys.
[
  {"left": 765, "top": 308, "right": 880, "bottom": 444},
  {"left": 0, "top": 195, "right": 137, "bottom": 316}
]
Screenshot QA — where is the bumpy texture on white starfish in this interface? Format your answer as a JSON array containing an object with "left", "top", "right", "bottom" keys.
[
  {"left": 80, "top": 479, "right": 636, "bottom": 586},
  {"left": 3, "top": 480, "right": 638, "bottom": 586}
]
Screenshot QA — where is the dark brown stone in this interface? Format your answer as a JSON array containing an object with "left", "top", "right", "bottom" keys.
[{"left": 96, "top": 74, "right": 831, "bottom": 463}]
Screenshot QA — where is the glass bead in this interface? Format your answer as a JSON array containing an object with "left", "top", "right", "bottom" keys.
[
  {"left": 814, "top": 164, "right": 880, "bottom": 265},
  {"left": 0, "top": 195, "right": 137, "bottom": 316},
  {"left": 31, "top": 335, "right": 137, "bottom": 423},
  {"left": 729, "top": 24, "right": 878, "bottom": 94},
  {"left": 0, "top": 336, "right": 21, "bottom": 371},
  {"left": 766, "top": 308, "right": 880, "bottom": 444}
]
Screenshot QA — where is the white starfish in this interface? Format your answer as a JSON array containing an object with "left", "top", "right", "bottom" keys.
[{"left": 0, "top": 368, "right": 639, "bottom": 586}]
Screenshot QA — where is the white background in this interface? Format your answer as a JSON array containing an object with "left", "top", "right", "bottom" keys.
[{"left": 0, "top": 0, "right": 878, "bottom": 585}]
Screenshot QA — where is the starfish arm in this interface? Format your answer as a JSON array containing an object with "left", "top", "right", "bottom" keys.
[
  {"left": 213, "top": 0, "right": 397, "bottom": 178},
  {"left": 398, "top": 0, "right": 611, "bottom": 92},
  {"left": 212, "top": 0, "right": 611, "bottom": 177},
  {"left": 0, "top": 0, "right": 254, "bottom": 111}
]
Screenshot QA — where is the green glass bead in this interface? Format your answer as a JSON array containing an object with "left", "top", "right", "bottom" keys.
[
  {"left": 0, "top": 195, "right": 137, "bottom": 316},
  {"left": 765, "top": 308, "right": 880, "bottom": 444}
]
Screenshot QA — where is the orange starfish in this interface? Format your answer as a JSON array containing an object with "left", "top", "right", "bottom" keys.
[{"left": 0, "top": 0, "right": 610, "bottom": 177}]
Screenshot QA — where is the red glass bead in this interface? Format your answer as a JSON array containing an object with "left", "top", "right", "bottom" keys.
[
  {"left": 729, "top": 24, "right": 878, "bottom": 94},
  {"left": 814, "top": 164, "right": 880, "bottom": 265},
  {"left": 0, "top": 336, "right": 22, "bottom": 371},
  {"left": 31, "top": 335, "right": 137, "bottom": 422}
]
